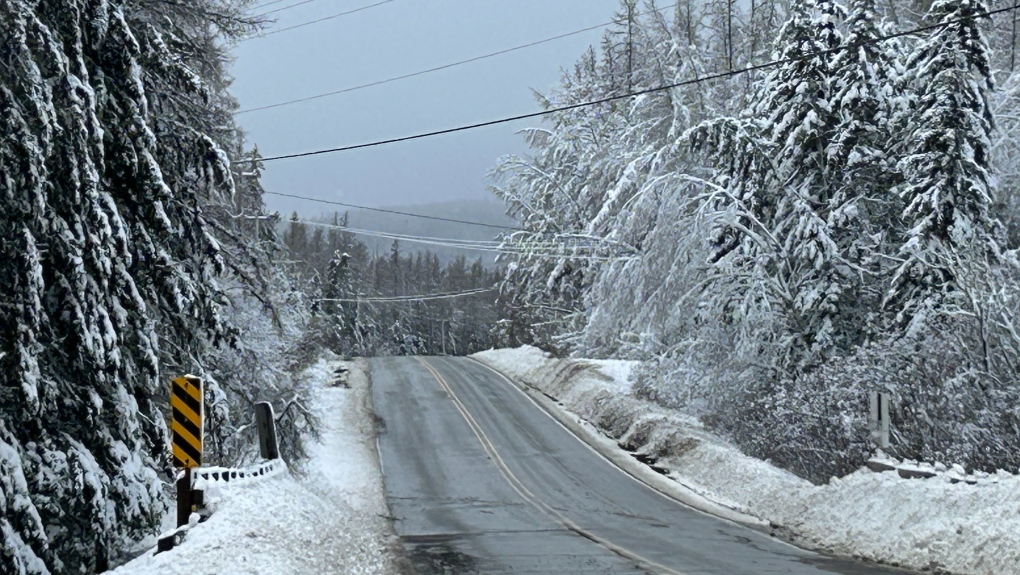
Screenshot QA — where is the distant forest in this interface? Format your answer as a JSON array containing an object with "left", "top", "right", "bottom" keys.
[{"left": 281, "top": 212, "right": 505, "bottom": 358}]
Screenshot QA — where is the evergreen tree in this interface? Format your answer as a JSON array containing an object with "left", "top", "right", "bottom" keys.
[
  {"left": 891, "top": 0, "right": 998, "bottom": 326},
  {"left": 827, "top": 0, "right": 904, "bottom": 334},
  {"left": 284, "top": 212, "right": 309, "bottom": 265},
  {"left": 323, "top": 251, "right": 358, "bottom": 354},
  {"left": 690, "top": 0, "right": 859, "bottom": 367},
  {"left": 0, "top": 0, "right": 257, "bottom": 571}
]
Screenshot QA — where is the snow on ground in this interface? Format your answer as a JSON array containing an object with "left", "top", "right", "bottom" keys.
[
  {"left": 472, "top": 346, "right": 1020, "bottom": 575},
  {"left": 111, "top": 358, "right": 395, "bottom": 575},
  {"left": 303, "top": 359, "right": 390, "bottom": 517}
]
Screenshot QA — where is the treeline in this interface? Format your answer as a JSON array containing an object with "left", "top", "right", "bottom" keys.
[
  {"left": 493, "top": 0, "right": 1020, "bottom": 482},
  {"left": 281, "top": 214, "right": 503, "bottom": 358}
]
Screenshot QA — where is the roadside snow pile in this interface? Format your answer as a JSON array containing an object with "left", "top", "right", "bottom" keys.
[
  {"left": 303, "top": 358, "right": 390, "bottom": 518},
  {"left": 111, "top": 359, "right": 394, "bottom": 575},
  {"left": 472, "top": 346, "right": 1020, "bottom": 575}
]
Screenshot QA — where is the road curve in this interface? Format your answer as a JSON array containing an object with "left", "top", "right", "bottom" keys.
[{"left": 370, "top": 356, "right": 910, "bottom": 575}]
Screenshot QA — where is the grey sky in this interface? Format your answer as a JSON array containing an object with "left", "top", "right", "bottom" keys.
[{"left": 229, "top": 0, "right": 623, "bottom": 219}]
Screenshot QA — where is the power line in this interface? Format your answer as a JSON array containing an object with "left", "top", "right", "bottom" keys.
[
  {"left": 298, "top": 217, "right": 629, "bottom": 252},
  {"left": 252, "top": 0, "right": 291, "bottom": 10},
  {"left": 254, "top": 0, "right": 322, "bottom": 17},
  {"left": 295, "top": 219, "right": 638, "bottom": 261},
  {"left": 296, "top": 219, "right": 503, "bottom": 250},
  {"left": 236, "top": 3, "right": 678, "bottom": 115},
  {"left": 271, "top": 193, "right": 632, "bottom": 252},
  {"left": 266, "top": 191, "right": 514, "bottom": 230},
  {"left": 309, "top": 221, "right": 501, "bottom": 248},
  {"left": 245, "top": 0, "right": 396, "bottom": 40},
  {"left": 239, "top": 5, "right": 1016, "bottom": 165},
  {"left": 315, "top": 287, "right": 495, "bottom": 303}
]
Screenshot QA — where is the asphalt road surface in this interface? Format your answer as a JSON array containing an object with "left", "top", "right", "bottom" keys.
[{"left": 370, "top": 356, "right": 911, "bottom": 575}]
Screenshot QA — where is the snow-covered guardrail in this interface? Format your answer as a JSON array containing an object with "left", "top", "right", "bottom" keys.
[
  {"left": 867, "top": 453, "right": 1016, "bottom": 484},
  {"left": 192, "top": 458, "right": 287, "bottom": 489},
  {"left": 157, "top": 401, "right": 285, "bottom": 553}
]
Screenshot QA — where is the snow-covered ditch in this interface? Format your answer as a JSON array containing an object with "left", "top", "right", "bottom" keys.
[
  {"left": 472, "top": 346, "right": 1020, "bottom": 575},
  {"left": 111, "top": 358, "right": 396, "bottom": 575}
]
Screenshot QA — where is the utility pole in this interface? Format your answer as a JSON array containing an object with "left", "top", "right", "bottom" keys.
[
  {"left": 727, "top": 0, "right": 734, "bottom": 71},
  {"left": 627, "top": 0, "right": 634, "bottom": 93}
]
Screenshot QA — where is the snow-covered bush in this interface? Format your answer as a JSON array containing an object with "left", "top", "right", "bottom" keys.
[{"left": 202, "top": 281, "right": 319, "bottom": 469}]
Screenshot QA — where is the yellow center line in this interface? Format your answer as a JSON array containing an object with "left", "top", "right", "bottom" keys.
[{"left": 416, "top": 357, "right": 688, "bottom": 575}]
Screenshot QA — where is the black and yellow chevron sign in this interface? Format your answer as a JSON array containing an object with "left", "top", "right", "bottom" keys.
[{"left": 170, "top": 376, "right": 203, "bottom": 468}]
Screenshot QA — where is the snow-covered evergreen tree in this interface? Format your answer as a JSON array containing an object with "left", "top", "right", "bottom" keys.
[
  {"left": 687, "top": 0, "right": 863, "bottom": 369},
  {"left": 322, "top": 250, "right": 358, "bottom": 353},
  {"left": 0, "top": 0, "right": 260, "bottom": 571},
  {"left": 891, "top": 0, "right": 999, "bottom": 327},
  {"left": 825, "top": 0, "right": 906, "bottom": 336}
]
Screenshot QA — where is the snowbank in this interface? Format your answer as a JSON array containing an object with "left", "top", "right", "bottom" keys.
[
  {"left": 472, "top": 346, "right": 1020, "bottom": 575},
  {"left": 111, "top": 358, "right": 395, "bottom": 575}
]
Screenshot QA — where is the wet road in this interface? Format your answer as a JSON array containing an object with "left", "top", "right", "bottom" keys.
[{"left": 370, "top": 356, "right": 909, "bottom": 575}]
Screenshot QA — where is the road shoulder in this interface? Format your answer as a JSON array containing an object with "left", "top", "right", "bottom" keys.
[{"left": 111, "top": 357, "right": 400, "bottom": 575}]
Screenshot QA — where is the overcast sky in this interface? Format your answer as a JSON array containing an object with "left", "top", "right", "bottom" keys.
[{"left": 229, "top": 0, "right": 623, "bottom": 218}]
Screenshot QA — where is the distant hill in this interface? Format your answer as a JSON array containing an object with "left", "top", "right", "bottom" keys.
[{"left": 298, "top": 199, "right": 516, "bottom": 266}]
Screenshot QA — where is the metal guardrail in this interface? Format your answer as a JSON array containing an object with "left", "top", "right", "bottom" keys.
[{"left": 192, "top": 458, "right": 287, "bottom": 488}]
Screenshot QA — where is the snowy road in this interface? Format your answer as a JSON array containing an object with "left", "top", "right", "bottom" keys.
[{"left": 370, "top": 356, "right": 910, "bottom": 575}]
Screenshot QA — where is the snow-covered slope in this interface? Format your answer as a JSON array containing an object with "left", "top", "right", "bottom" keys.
[
  {"left": 472, "top": 346, "right": 1020, "bottom": 575},
  {"left": 111, "top": 359, "right": 395, "bottom": 575}
]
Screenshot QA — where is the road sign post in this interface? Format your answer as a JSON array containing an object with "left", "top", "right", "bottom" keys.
[{"left": 176, "top": 468, "right": 192, "bottom": 528}]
